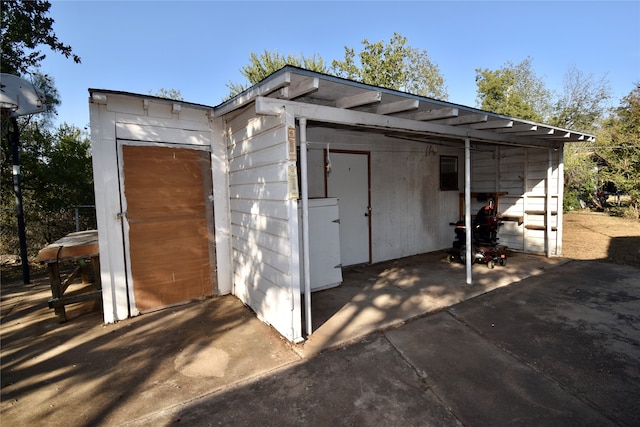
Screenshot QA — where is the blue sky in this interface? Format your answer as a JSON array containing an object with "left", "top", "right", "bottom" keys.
[{"left": 40, "top": 0, "right": 640, "bottom": 129}]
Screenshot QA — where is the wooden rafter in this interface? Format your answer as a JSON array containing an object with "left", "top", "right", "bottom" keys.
[
  {"left": 467, "top": 119, "right": 513, "bottom": 130},
  {"left": 375, "top": 99, "right": 419, "bottom": 115},
  {"left": 336, "top": 91, "right": 381, "bottom": 109},
  {"left": 279, "top": 77, "right": 319, "bottom": 100},
  {"left": 434, "top": 113, "right": 488, "bottom": 126},
  {"left": 495, "top": 124, "right": 537, "bottom": 134},
  {"left": 411, "top": 107, "right": 458, "bottom": 121}
]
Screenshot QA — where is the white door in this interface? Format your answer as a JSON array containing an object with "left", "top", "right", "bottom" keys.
[{"left": 326, "top": 151, "right": 370, "bottom": 266}]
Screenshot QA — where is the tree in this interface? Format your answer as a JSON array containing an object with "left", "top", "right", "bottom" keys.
[
  {"left": 1, "top": 0, "right": 84, "bottom": 276},
  {"left": 226, "top": 50, "right": 328, "bottom": 99},
  {"left": 149, "top": 88, "right": 184, "bottom": 101},
  {"left": 1, "top": 122, "right": 95, "bottom": 253},
  {"left": 595, "top": 84, "right": 640, "bottom": 218},
  {"left": 562, "top": 142, "right": 599, "bottom": 211},
  {"left": 475, "top": 57, "right": 552, "bottom": 122},
  {"left": 331, "top": 32, "right": 448, "bottom": 100},
  {"left": 1, "top": 0, "right": 81, "bottom": 75},
  {"left": 549, "top": 66, "right": 611, "bottom": 133}
]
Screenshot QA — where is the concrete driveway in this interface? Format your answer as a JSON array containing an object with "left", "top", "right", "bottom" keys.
[{"left": 2, "top": 254, "right": 639, "bottom": 426}]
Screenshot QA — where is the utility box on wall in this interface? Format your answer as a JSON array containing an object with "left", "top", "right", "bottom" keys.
[{"left": 299, "top": 198, "right": 342, "bottom": 292}]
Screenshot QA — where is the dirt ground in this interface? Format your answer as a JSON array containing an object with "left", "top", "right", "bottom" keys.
[{"left": 562, "top": 210, "right": 640, "bottom": 268}]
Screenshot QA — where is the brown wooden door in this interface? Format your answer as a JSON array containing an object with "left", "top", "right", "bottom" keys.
[{"left": 121, "top": 145, "right": 216, "bottom": 312}]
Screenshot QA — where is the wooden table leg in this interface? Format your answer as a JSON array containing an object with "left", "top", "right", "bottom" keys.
[
  {"left": 91, "top": 256, "right": 102, "bottom": 311},
  {"left": 91, "top": 256, "right": 101, "bottom": 290},
  {"left": 47, "top": 262, "right": 67, "bottom": 323},
  {"left": 79, "top": 258, "right": 89, "bottom": 284}
]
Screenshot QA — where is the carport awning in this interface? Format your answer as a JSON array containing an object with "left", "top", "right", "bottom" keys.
[{"left": 214, "top": 66, "right": 595, "bottom": 148}]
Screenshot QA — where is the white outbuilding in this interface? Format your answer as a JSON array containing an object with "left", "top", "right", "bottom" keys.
[{"left": 89, "top": 66, "right": 594, "bottom": 343}]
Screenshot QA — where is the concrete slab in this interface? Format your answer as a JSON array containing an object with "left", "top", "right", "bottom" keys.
[
  {"left": 299, "top": 250, "right": 567, "bottom": 356},
  {"left": 124, "top": 334, "right": 460, "bottom": 426},
  {"left": 386, "top": 312, "right": 614, "bottom": 426},
  {"left": 3, "top": 255, "right": 638, "bottom": 426},
  {"left": 446, "top": 260, "right": 640, "bottom": 426}
]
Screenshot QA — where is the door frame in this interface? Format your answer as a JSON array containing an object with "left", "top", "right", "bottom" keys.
[
  {"left": 324, "top": 149, "right": 372, "bottom": 265},
  {"left": 116, "top": 140, "right": 214, "bottom": 315}
]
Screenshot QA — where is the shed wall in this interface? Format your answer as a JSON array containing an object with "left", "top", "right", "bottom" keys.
[
  {"left": 307, "top": 128, "right": 562, "bottom": 261},
  {"left": 307, "top": 128, "right": 461, "bottom": 263},
  {"left": 226, "top": 106, "right": 302, "bottom": 341},
  {"left": 90, "top": 94, "right": 231, "bottom": 323},
  {"left": 470, "top": 146, "right": 561, "bottom": 255}
]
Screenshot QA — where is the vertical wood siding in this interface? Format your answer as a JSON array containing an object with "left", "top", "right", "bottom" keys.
[
  {"left": 305, "top": 127, "right": 562, "bottom": 261},
  {"left": 226, "top": 106, "right": 300, "bottom": 341},
  {"left": 307, "top": 128, "right": 461, "bottom": 263},
  {"left": 470, "top": 146, "right": 561, "bottom": 255}
]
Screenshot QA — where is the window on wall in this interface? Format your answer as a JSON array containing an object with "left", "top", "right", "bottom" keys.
[{"left": 440, "top": 156, "right": 458, "bottom": 190}]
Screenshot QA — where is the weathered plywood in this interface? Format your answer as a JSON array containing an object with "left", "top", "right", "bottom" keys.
[
  {"left": 38, "top": 230, "right": 99, "bottom": 262},
  {"left": 122, "top": 145, "right": 216, "bottom": 312}
]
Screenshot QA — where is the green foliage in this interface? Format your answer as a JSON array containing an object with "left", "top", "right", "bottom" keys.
[
  {"left": 562, "top": 142, "right": 598, "bottom": 211},
  {"left": 1, "top": 121, "right": 95, "bottom": 255},
  {"left": 331, "top": 32, "right": 448, "bottom": 100},
  {"left": 225, "top": 50, "right": 328, "bottom": 99},
  {"left": 595, "top": 84, "right": 640, "bottom": 218},
  {"left": 226, "top": 33, "right": 447, "bottom": 101},
  {"left": 549, "top": 66, "right": 611, "bottom": 133},
  {"left": 475, "top": 57, "right": 551, "bottom": 121},
  {"left": 563, "top": 189, "right": 583, "bottom": 212},
  {"left": 149, "top": 88, "right": 184, "bottom": 101},
  {"left": 1, "top": 0, "right": 81, "bottom": 75}
]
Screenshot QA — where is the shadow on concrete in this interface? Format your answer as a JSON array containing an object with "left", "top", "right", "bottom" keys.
[
  {"left": 131, "top": 259, "right": 640, "bottom": 426},
  {"left": 299, "top": 250, "right": 567, "bottom": 356},
  {"left": 0, "top": 250, "right": 569, "bottom": 425},
  {"left": 1, "top": 280, "right": 300, "bottom": 426},
  {"left": 606, "top": 236, "right": 640, "bottom": 268}
]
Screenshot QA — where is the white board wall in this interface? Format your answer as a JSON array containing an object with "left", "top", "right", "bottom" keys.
[
  {"left": 89, "top": 92, "right": 231, "bottom": 323},
  {"left": 307, "top": 128, "right": 461, "bottom": 263},
  {"left": 307, "top": 128, "right": 563, "bottom": 261},
  {"left": 225, "top": 106, "right": 302, "bottom": 342},
  {"left": 471, "top": 145, "right": 562, "bottom": 255}
]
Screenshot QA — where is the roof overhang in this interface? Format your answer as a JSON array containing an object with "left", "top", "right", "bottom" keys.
[{"left": 214, "top": 66, "right": 595, "bottom": 149}]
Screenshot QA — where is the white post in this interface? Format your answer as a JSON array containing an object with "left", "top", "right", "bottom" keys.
[
  {"left": 465, "top": 138, "right": 472, "bottom": 285},
  {"left": 556, "top": 147, "right": 565, "bottom": 257},
  {"left": 299, "top": 118, "right": 312, "bottom": 336},
  {"left": 546, "top": 148, "right": 553, "bottom": 258}
]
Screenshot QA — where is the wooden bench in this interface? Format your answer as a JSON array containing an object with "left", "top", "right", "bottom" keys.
[{"left": 37, "top": 230, "right": 101, "bottom": 323}]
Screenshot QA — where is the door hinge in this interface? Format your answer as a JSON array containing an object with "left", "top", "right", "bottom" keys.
[
  {"left": 116, "top": 212, "right": 127, "bottom": 220},
  {"left": 332, "top": 219, "right": 340, "bottom": 224}
]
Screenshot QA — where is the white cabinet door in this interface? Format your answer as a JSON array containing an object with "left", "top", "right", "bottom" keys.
[{"left": 301, "top": 198, "right": 343, "bottom": 291}]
